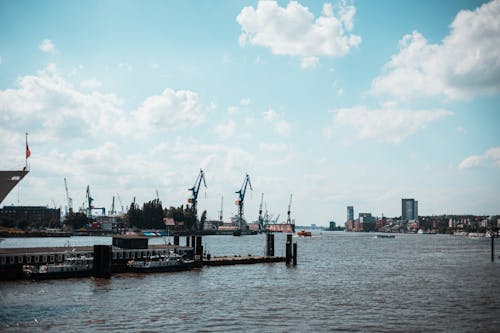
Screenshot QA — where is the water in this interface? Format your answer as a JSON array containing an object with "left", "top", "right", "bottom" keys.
[{"left": 1, "top": 232, "right": 499, "bottom": 332}]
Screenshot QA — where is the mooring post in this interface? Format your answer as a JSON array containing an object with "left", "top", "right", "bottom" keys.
[
  {"left": 195, "top": 236, "right": 203, "bottom": 266},
  {"left": 491, "top": 233, "right": 495, "bottom": 262},
  {"left": 173, "top": 235, "right": 179, "bottom": 246},
  {"left": 186, "top": 236, "right": 190, "bottom": 247},
  {"left": 286, "top": 234, "right": 292, "bottom": 265},
  {"left": 93, "top": 245, "right": 112, "bottom": 278},
  {"left": 191, "top": 235, "right": 196, "bottom": 251},
  {"left": 266, "top": 233, "right": 275, "bottom": 256},
  {"left": 293, "top": 242, "right": 297, "bottom": 266}
]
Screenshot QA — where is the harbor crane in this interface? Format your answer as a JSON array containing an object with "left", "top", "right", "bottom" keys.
[
  {"left": 86, "top": 185, "right": 105, "bottom": 218},
  {"left": 219, "top": 195, "right": 224, "bottom": 221},
  {"left": 235, "top": 173, "right": 252, "bottom": 229},
  {"left": 64, "top": 178, "right": 73, "bottom": 215},
  {"left": 110, "top": 196, "right": 117, "bottom": 216},
  {"left": 116, "top": 193, "right": 125, "bottom": 215},
  {"left": 258, "top": 193, "right": 264, "bottom": 230},
  {"left": 286, "top": 194, "right": 293, "bottom": 224},
  {"left": 188, "top": 169, "right": 207, "bottom": 214}
]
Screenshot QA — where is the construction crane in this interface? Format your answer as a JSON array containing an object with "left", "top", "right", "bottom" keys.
[
  {"left": 110, "top": 196, "right": 117, "bottom": 216},
  {"left": 64, "top": 178, "right": 73, "bottom": 215},
  {"left": 258, "top": 193, "right": 264, "bottom": 230},
  {"left": 116, "top": 193, "right": 125, "bottom": 215},
  {"left": 219, "top": 195, "right": 224, "bottom": 222},
  {"left": 235, "top": 173, "right": 252, "bottom": 229},
  {"left": 188, "top": 169, "right": 207, "bottom": 213},
  {"left": 86, "top": 185, "right": 94, "bottom": 218},
  {"left": 86, "top": 185, "right": 105, "bottom": 218},
  {"left": 286, "top": 194, "right": 293, "bottom": 224}
]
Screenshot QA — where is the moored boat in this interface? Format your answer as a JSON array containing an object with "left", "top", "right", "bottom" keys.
[
  {"left": 22, "top": 254, "right": 93, "bottom": 279},
  {"left": 296, "top": 230, "right": 312, "bottom": 237},
  {"left": 126, "top": 251, "right": 194, "bottom": 273}
]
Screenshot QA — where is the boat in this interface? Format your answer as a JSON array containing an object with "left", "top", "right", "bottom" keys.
[
  {"left": 296, "top": 230, "right": 312, "bottom": 237},
  {"left": 126, "top": 251, "right": 194, "bottom": 273},
  {"left": 22, "top": 254, "right": 94, "bottom": 279},
  {"left": 376, "top": 234, "right": 396, "bottom": 238}
]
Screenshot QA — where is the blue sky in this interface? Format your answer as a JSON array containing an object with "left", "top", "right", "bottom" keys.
[{"left": 1, "top": 0, "right": 499, "bottom": 226}]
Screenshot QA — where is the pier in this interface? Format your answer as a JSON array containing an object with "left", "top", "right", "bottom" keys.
[{"left": 0, "top": 233, "right": 296, "bottom": 280}]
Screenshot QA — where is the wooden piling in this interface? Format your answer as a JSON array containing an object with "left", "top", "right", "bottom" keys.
[
  {"left": 93, "top": 245, "right": 112, "bottom": 278},
  {"left": 266, "top": 233, "right": 275, "bottom": 257},
  {"left": 186, "top": 236, "right": 190, "bottom": 247},
  {"left": 292, "top": 242, "right": 297, "bottom": 266},
  {"left": 173, "top": 235, "right": 179, "bottom": 246},
  {"left": 285, "top": 234, "right": 292, "bottom": 265},
  {"left": 492, "top": 233, "right": 495, "bottom": 262}
]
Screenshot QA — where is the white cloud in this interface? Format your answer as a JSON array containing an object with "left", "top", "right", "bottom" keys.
[
  {"left": 0, "top": 65, "right": 207, "bottom": 146},
  {"left": 39, "top": 39, "right": 56, "bottom": 53},
  {"left": 135, "top": 88, "right": 204, "bottom": 130},
  {"left": 80, "top": 78, "right": 102, "bottom": 90},
  {"left": 263, "top": 109, "right": 278, "bottom": 122},
  {"left": 371, "top": 0, "right": 500, "bottom": 100},
  {"left": 0, "top": 64, "right": 124, "bottom": 141},
  {"left": 301, "top": 56, "right": 319, "bottom": 69},
  {"left": 215, "top": 120, "right": 236, "bottom": 139},
  {"left": 333, "top": 106, "right": 452, "bottom": 143},
  {"left": 259, "top": 142, "right": 288, "bottom": 152},
  {"left": 240, "top": 97, "right": 251, "bottom": 106},
  {"left": 237, "top": 1, "right": 361, "bottom": 67},
  {"left": 118, "top": 62, "right": 132, "bottom": 71},
  {"left": 275, "top": 120, "right": 291, "bottom": 136},
  {"left": 227, "top": 106, "right": 240, "bottom": 114},
  {"left": 262, "top": 108, "right": 292, "bottom": 136},
  {"left": 459, "top": 147, "right": 500, "bottom": 169}
]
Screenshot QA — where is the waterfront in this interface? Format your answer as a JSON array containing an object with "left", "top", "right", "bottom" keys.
[{"left": 1, "top": 232, "right": 499, "bottom": 332}]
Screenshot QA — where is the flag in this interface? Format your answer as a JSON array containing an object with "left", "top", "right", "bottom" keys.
[{"left": 26, "top": 144, "right": 31, "bottom": 159}]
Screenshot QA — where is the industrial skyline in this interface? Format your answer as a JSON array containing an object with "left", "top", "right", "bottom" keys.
[{"left": 1, "top": 0, "right": 499, "bottom": 225}]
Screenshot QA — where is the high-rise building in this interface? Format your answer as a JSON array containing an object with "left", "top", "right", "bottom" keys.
[
  {"left": 347, "top": 206, "right": 354, "bottom": 221},
  {"left": 402, "top": 198, "right": 418, "bottom": 220}
]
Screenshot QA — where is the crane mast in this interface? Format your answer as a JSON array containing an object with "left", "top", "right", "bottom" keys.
[
  {"left": 258, "top": 193, "right": 264, "bottom": 230},
  {"left": 287, "top": 194, "right": 293, "bottom": 224},
  {"left": 116, "top": 193, "right": 125, "bottom": 215},
  {"left": 64, "top": 178, "right": 73, "bottom": 214},
  {"left": 235, "top": 173, "right": 252, "bottom": 229},
  {"left": 110, "top": 196, "right": 116, "bottom": 216},
  {"left": 188, "top": 169, "right": 207, "bottom": 214}
]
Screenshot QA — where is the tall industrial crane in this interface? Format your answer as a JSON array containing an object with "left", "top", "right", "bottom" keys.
[
  {"left": 64, "top": 178, "right": 73, "bottom": 215},
  {"left": 86, "top": 185, "right": 94, "bottom": 218},
  {"left": 110, "top": 196, "right": 116, "bottom": 216},
  {"left": 188, "top": 169, "right": 207, "bottom": 213},
  {"left": 286, "top": 194, "right": 293, "bottom": 224},
  {"left": 235, "top": 173, "right": 252, "bottom": 229},
  {"left": 116, "top": 193, "right": 125, "bottom": 215},
  {"left": 86, "top": 185, "right": 105, "bottom": 218},
  {"left": 258, "top": 193, "right": 264, "bottom": 230},
  {"left": 219, "top": 195, "right": 224, "bottom": 222}
]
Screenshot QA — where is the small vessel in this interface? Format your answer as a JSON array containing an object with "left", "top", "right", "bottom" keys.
[
  {"left": 22, "top": 254, "right": 94, "bottom": 279},
  {"left": 376, "top": 234, "right": 395, "bottom": 239},
  {"left": 126, "top": 251, "right": 194, "bottom": 273},
  {"left": 296, "top": 230, "right": 312, "bottom": 237}
]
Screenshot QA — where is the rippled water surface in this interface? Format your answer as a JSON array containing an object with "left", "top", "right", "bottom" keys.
[{"left": 1, "top": 232, "right": 499, "bottom": 332}]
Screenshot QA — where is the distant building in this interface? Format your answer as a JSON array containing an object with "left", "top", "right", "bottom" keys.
[
  {"left": 402, "top": 198, "right": 418, "bottom": 221},
  {"left": 347, "top": 206, "right": 354, "bottom": 221},
  {"left": 0, "top": 206, "right": 60, "bottom": 228}
]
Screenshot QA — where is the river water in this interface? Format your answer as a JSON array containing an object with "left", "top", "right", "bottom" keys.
[{"left": 1, "top": 232, "right": 499, "bottom": 332}]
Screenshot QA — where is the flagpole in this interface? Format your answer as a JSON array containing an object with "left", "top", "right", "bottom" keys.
[{"left": 25, "top": 132, "right": 28, "bottom": 171}]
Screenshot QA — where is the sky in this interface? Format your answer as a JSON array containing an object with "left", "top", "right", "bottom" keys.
[{"left": 1, "top": 0, "right": 499, "bottom": 226}]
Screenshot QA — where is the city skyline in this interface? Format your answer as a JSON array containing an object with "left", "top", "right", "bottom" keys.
[{"left": 1, "top": 0, "right": 499, "bottom": 226}]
